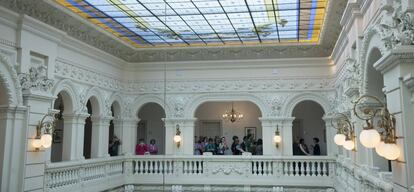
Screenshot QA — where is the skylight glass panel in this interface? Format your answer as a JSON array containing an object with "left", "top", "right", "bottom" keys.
[{"left": 56, "top": 0, "right": 328, "bottom": 47}]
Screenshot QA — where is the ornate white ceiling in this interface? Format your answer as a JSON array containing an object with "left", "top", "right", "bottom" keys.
[{"left": 0, "top": 0, "right": 346, "bottom": 62}]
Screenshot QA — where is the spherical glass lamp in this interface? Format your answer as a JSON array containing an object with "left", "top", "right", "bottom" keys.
[
  {"left": 32, "top": 138, "right": 42, "bottom": 149},
  {"left": 40, "top": 133, "right": 53, "bottom": 148},
  {"left": 343, "top": 140, "right": 355, "bottom": 151},
  {"left": 375, "top": 141, "right": 386, "bottom": 157},
  {"left": 334, "top": 133, "right": 346, "bottom": 146},
  {"left": 173, "top": 135, "right": 182, "bottom": 143},
  {"left": 381, "top": 143, "right": 400, "bottom": 160},
  {"left": 359, "top": 129, "right": 381, "bottom": 148},
  {"left": 273, "top": 135, "right": 282, "bottom": 143}
]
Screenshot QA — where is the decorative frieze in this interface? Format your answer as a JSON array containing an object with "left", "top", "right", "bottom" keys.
[{"left": 18, "top": 64, "right": 53, "bottom": 92}]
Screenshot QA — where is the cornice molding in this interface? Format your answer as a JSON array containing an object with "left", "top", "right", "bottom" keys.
[{"left": 0, "top": 0, "right": 346, "bottom": 63}]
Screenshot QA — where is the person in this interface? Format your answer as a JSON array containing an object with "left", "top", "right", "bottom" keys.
[
  {"left": 217, "top": 137, "right": 228, "bottom": 155},
  {"left": 298, "top": 138, "right": 310, "bottom": 155},
  {"left": 293, "top": 137, "right": 300, "bottom": 155},
  {"left": 194, "top": 137, "right": 203, "bottom": 155},
  {"left": 148, "top": 139, "right": 158, "bottom": 155},
  {"left": 108, "top": 135, "right": 121, "bottom": 156},
  {"left": 135, "top": 138, "right": 148, "bottom": 155},
  {"left": 231, "top": 136, "right": 245, "bottom": 155},
  {"left": 312, "top": 137, "right": 321, "bottom": 155},
  {"left": 240, "top": 136, "right": 248, "bottom": 152},
  {"left": 205, "top": 138, "right": 216, "bottom": 154},
  {"left": 255, "top": 139, "right": 263, "bottom": 155}
]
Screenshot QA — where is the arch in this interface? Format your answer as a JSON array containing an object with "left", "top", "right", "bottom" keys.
[
  {"left": 360, "top": 27, "right": 387, "bottom": 95},
  {"left": 108, "top": 93, "right": 123, "bottom": 118},
  {"left": 137, "top": 102, "right": 166, "bottom": 155},
  {"left": 365, "top": 48, "right": 384, "bottom": 97},
  {"left": 132, "top": 95, "right": 171, "bottom": 118},
  {"left": 85, "top": 87, "right": 104, "bottom": 116},
  {"left": 282, "top": 92, "right": 330, "bottom": 117},
  {"left": 52, "top": 79, "right": 78, "bottom": 114},
  {"left": 291, "top": 100, "right": 326, "bottom": 156},
  {"left": 185, "top": 94, "right": 268, "bottom": 118},
  {"left": 0, "top": 54, "right": 22, "bottom": 106}
]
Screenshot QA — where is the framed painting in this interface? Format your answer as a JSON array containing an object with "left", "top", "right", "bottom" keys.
[{"left": 245, "top": 127, "right": 256, "bottom": 140}]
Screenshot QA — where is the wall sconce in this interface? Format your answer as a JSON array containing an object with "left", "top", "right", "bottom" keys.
[
  {"left": 353, "top": 95, "right": 400, "bottom": 160},
  {"left": 173, "top": 124, "right": 182, "bottom": 148},
  {"left": 273, "top": 125, "right": 282, "bottom": 148},
  {"left": 32, "top": 113, "right": 56, "bottom": 150},
  {"left": 331, "top": 113, "right": 356, "bottom": 151}
]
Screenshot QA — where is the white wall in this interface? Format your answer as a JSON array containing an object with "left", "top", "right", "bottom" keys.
[{"left": 194, "top": 101, "right": 262, "bottom": 142}]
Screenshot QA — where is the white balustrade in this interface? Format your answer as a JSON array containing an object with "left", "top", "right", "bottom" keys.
[{"left": 45, "top": 155, "right": 336, "bottom": 192}]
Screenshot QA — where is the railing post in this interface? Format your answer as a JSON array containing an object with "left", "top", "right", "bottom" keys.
[{"left": 123, "top": 155, "right": 134, "bottom": 176}]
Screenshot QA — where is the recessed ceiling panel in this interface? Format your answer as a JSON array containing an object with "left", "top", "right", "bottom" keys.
[{"left": 56, "top": 0, "right": 328, "bottom": 48}]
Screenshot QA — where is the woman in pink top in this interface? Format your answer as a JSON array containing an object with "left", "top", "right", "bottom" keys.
[
  {"left": 135, "top": 139, "right": 148, "bottom": 155},
  {"left": 148, "top": 139, "right": 158, "bottom": 155}
]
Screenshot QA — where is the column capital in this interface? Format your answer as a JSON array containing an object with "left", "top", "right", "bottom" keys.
[
  {"left": 163, "top": 118, "right": 197, "bottom": 125},
  {"left": 374, "top": 45, "right": 414, "bottom": 73},
  {"left": 63, "top": 113, "right": 90, "bottom": 121},
  {"left": 259, "top": 117, "right": 295, "bottom": 124},
  {"left": 91, "top": 115, "right": 113, "bottom": 123}
]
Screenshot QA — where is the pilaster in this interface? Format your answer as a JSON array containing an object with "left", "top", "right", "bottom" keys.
[
  {"left": 91, "top": 115, "right": 113, "bottom": 158},
  {"left": 373, "top": 45, "right": 414, "bottom": 190},
  {"left": 164, "top": 118, "right": 197, "bottom": 155},
  {"left": 260, "top": 117, "right": 295, "bottom": 156},
  {"left": 119, "top": 117, "right": 140, "bottom": 155},
  {"left": 62, "top": 113, "right": 89, "bottom": 161}
]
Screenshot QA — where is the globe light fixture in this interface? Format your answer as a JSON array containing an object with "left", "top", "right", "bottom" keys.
[
  {"left": 32, "top": 113, "right": 57, "bottom": 150},
  {"left": 173, "top": 124, "right": 182, "bottom": 148},
  {"left": 359, "top": 128, "right": 381, "bottom": 148},
  {"left": 334, "top": 133, "right": 346, "bottom": 146},
  {"left": 343, "top": 139, "right": 355, "bottom": 151},
  {"left": 353, "top": 95, "right": 400, "bottom": 161},
  {"left": 273, "top": 125, "right": 282, "bottom": 148},
  {"left": 331, "top": 113, "right": 356, "bottom": 151}
]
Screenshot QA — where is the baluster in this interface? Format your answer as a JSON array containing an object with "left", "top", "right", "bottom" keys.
[
  {"left": 305, "top": 161, "right": 310, "bottom": 176},
  {"left": 134, "top": 161, "right": 138, "bottom": 174},
  {"left": 322, "top": 161, "right": 327, "bottom": 176},
  {"left": 148, "top": 160, "right": 153, "bottom": 174},
  {"left": 166, "top": 161, "right": 170, "bottom": 174},
  {"left": 251, "top": 161, "right": 257, "bottom": 175},
  {"left": 287, "top": 161, "right": 293, "bottom": 176},
  {"left": 309, "top": 161, "right": 314, "bottom": 176},
  {"left": 154, "top": 160, "right": 158, "bottom": 174}
]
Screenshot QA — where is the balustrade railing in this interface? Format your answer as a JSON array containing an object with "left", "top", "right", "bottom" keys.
[{"left": 45, "top": 155, "right": 335, "bottom": 192}]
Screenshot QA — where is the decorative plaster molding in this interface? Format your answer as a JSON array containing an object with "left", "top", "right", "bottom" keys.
[
  {"left": 0, "top": 50, "right": 22, "bottom": 105},
  {"left": 18, "top": 64, "right": 53, "bottom": 92},
  {"left": 0, "top": 0, "right": 346, "bottom": 63},
  {"left": 211, "top": 164, "right": 245, "bottom": 176}
]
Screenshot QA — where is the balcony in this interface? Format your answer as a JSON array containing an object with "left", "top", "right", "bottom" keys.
[{"left": 45, "top": 155, "right": 336, "bottom": 192}]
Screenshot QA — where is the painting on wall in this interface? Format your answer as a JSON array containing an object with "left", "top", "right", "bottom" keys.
[{"left": 245, "top": 127, "right": 256, "bottom": 140}]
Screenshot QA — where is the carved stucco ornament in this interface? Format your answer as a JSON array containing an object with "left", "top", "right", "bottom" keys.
[{"left": 18, "top": 65, "right": 53, "bottom": 92}]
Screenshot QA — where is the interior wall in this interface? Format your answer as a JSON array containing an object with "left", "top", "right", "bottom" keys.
[
  {"left": 137, "top": 103, "right": 166, "bottom": 155},
  {"left": 292, "top": 100, "right": 327, "bottom": 155},
  {"left": 194, "top": 101, "right": 262, "bottom": 142}
]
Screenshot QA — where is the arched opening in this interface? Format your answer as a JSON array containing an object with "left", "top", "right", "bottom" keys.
[
  {"left": 83, "top": 97, "right": 99, "bottom": 159},
  {"left": 51, "top": 93, "right": 64, "bottom": 162},
  {"left": 194, "top": 101, "right": 262, "bottom": 155},
  {"left": 365, "top": 47, "right": 389, "bottom": 171},
  {"left": 109, "top": 101, "right": 121, "bottom": 156},
  {"left": 136, "top": 102, "right": 166, "bottom": 155},
  {"left": 292, "top": 100, "right": 327, "bottom": 156}
]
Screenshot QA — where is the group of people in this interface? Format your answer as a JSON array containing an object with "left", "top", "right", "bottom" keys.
[
  {"left": 194, "top": 134, "right": 263, "bottom": 155},
  {"left": 293, "top": 137, "right": 321, "bottom": 156},
  {"left": 135, "top": 138, "right": 159, "bottom": 155}
]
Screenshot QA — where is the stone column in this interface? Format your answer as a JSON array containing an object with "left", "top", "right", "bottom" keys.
[
  {"left": 0, "top": 106, "right": 26, "bottom": 192},
  {"left": 119, "top": 117, "right": 139, "bottom": 155},
  {"left": 91, "top": 115, "right": 113, "bottom": 158},
  {"left": 323, "top": 116, "right": 337, "bottom": 157},
  {"left": 374, "top": 45, "right": 414, "bottom": 191},
  {"left": 259, "top": 117, "right": 291, "bottom": 156},
  {"left": 282, "top": 117, "right": 295, "bottom": 156},
  {"left": 62, "top": 113, "right": 89, "bottom": 161},
  {"left": 164, "top": 118, "right": 196, "bottom": 155}
]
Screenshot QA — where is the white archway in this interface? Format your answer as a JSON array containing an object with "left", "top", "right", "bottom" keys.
[
  {"left": 132, "top": 95, "right": 172, "bottom": 118},
  {"left": 282, "top": 92, "right": 331, "bottom": 117},
  {"left": 185, "top": 94, "right": 268, "bottom": 118}
]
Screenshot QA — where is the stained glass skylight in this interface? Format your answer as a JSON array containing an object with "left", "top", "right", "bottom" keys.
[{"left": 57, "top": 0, "right": 328, "bottom": 47}]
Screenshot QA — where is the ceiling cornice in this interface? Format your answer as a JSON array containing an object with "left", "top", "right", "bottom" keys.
[{"left": 0, "top": 0, "right": 346, "bottom": 63}]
